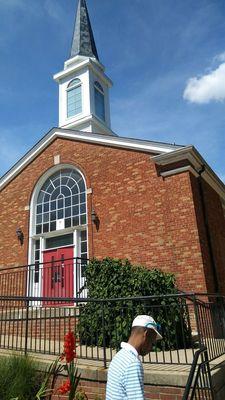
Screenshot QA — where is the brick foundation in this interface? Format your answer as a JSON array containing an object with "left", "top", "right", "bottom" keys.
[{"left": 52, "top": 376, "right": 185, "bottom": 400}]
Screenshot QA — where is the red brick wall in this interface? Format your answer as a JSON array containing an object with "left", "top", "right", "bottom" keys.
[
  {"left": 52, "top": 377, "right": 184, "bottom": 400},
  {"left": 190, "top": 175, "right": 225, "bottom": 294},
  {"left": 0, "top": 137, "right": 215, "bottom": 293}
]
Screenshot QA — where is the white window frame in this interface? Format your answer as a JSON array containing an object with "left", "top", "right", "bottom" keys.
[
  {"left": 94, "top": 81, "right": 105, "bottom": 121},
  {"left": 67, "top": 78, "right": 82, "bottom": 119},
  {"left": 28, "top": 164, "right": 89, "bottom": 299}
]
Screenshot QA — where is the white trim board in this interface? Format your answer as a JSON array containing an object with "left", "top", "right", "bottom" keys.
[
  {"left": 0, "top": 127, "right": 182, "bottom": 191},
  {"left": 153, "top": 147, "right": 225, "bottom": 201}
]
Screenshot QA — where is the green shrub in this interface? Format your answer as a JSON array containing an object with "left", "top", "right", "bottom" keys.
[
  {"left": 0, "top": 354, "right": 43, "bottom": 400},
  {"left": 78, "top": 258, "right": 192, "bottom": 350}
]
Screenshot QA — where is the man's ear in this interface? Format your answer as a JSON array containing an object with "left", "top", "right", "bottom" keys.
[{"left": 143, "top": 329, "right": 148, "bottom": 340}]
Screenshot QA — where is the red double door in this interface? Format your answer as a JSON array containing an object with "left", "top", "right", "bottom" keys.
[{"left": 42, "top": 246, "right": 74, "bottom": 301}]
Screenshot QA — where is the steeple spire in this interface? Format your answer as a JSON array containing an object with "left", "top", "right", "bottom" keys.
[{"left": 70, "top": 0, "right": 99, "bottom": 60}]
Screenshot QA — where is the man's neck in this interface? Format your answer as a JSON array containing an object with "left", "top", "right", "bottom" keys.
[{"left": 128, "top": 338, "right": 141, "bottom": 355}]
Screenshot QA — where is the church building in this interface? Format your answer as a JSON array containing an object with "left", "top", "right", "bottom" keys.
[{"left": 0, "top": 0, "right": 225, "bottom": 298}]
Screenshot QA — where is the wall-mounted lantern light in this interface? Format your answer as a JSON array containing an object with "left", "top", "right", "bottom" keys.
[
  {"left": 16, "top": 227, "right": 24, "bottom": 246},
  {"left": 91, "top": 209, "right": 100, "bottom": 231}
]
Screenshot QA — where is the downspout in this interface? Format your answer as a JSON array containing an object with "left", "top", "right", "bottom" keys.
[{"left": 198, "top": 166, "right": 219, "bottom": 293}]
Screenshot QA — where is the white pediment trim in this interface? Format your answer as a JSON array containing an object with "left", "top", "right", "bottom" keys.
[{"left": 0, "top": 128, "right": 182, "bottom": 191}]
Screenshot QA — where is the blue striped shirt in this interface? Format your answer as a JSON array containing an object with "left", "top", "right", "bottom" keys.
[{"left": 106, "top": 342, "right": 145, "bottom": 400}]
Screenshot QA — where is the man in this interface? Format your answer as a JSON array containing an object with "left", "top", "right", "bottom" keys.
[{"left": 106, "top": 315, "right": 162, "bottom": 400}]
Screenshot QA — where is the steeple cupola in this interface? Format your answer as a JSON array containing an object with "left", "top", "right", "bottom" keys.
[{"left": 53, "top": 0, "right": 115, "bottom": 136}]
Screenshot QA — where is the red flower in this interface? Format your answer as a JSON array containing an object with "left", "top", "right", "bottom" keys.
[
  {"left": 63, "top": 331, "right": 76, "bottom": 363},
  {"left": 57, "top": 379, "right": 71, "bottom": 394}
]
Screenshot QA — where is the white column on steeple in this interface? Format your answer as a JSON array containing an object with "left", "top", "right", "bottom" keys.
[{"left": 53, "top": 0, "right": 115, "bottom": 136}]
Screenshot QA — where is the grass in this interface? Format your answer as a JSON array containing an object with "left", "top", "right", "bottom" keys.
[{"left": 0, "top": 354, "right": 44, "bottom": 400}]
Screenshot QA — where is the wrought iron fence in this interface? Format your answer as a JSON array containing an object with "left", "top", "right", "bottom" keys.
[
  {"left": 196, "top": 296, "right": 225, "bottom": 362},
  {"left": 0, "top": 257, "right": 88, "bottom": 299},
  {"left": 182, "top": 347, "right": 215, "bottom": 399},
  {"left": 0, "top": 293, "right": 224, "bottom": 367}
]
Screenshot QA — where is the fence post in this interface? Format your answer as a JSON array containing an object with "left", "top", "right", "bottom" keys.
[
  {"left": 193, "top": 295, "right": 204, "bottom": 349},
  {"left": 24, "top": 297, "right": 29, "bottom": 356},
  {"left": 102, "top": 302, "right": 107, "bottom": 369}
]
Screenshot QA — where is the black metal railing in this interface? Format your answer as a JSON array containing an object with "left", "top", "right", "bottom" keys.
[
  {"left": 182, "top": 347, "right": 215, "bottom": 399},
  {"left": 0, "top": 257, "right": 88, "bottom": 299},
  {"left": 0, "top": 293, "right": 224, "bottom": 367}
]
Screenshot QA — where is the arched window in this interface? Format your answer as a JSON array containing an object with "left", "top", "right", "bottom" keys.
[
  {"left": 94, "top": 81, "right": 105, "bottom": 121},
  {"left": 67, "top": 78, "right": 82, "bottom": 118},
  {"left": 35, "top": 168, "right": 86, "bottom": 234}
]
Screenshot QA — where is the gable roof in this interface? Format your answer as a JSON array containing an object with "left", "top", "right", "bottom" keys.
[{"left": 0, "top": 127, "right": 183, "bottom": 191}]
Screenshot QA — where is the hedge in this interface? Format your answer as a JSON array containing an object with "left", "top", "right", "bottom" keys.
[{"left": 78, "top": 258, "right": 192, "bottom": 350}]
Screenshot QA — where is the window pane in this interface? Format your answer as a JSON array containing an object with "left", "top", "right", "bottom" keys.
[
  {"left": 72, "top": 206, "right": 79, "bottom": 216},
  {"left": 68, "top": 78, "right": 81, "bottom": 88},
  {"left": 51, "top": 200, "right": 56, "bottom": 211},
  {"left": 78, "top": 181, "right": 85, "bottom": 193},
  {"left": 35, "top": 250, "right": 40, "bottom": 260},
  {"left": 80, "top": 214, "right": 86, "bottom": 225},
  {"left": 65, "top": 197, "right": 71, "bottom": 207},
  {"left": 72, "top": 216, "right": 79, "bottom": 226},
  {"left": 50, "top": 222, "right": 56, "bottom": 231},
  {"left": 50, "top": 211, "right": 56, "bottom": 221},
  {"left": 37, "top": 205, "right": 42, "bottom": 214},
  {"left": 80, "top": 203, "right": 86, "bottom": 214},
  {"left": 72, "top": 195, "right": 79, "bottom": 205},
  {"left": 81, "top": 230, "right": 87, "bottom": 241},
  {"left": 36, "top": 215, "right": 42, "bottom": 224},
  {"left": 43, "top": 213, "right": 49, "bottom": 223},
  {"left": 36, "top": 225, "right": 42, "bottom": 234},
  {"left": 51, "top": 187, "right": 60, "bottom": 200},
  {"left": 57, "top": 198, "right": 64, "bottom": 209},
  {"left": 81, "top": 242, "right": 87, "bottom": 253},
  {"left": 57, "top": 209, "right": 64, "bottom": 219},
  {"left": 43, "top": 223, "right": 49, "bottom": 233},
  {"left": 43, "top": 193, "right": 50, "bottom": 203},
  {"left": 65, "top": 218, "right": 72, "bottom": 228},
  {"left": 67, "top": 86, "right": 82, "bottom": 118},
  {"left": 80, "top": 192, "right": 85, "bottom": 203},
  {"left": 95, "top": 88, "right": 105, "bottom": 121},
  {"left": 44, "top": 203, "right": 49, "bottom": 212},
  {"left": 65, "top": 207, "right": 72, "bottom": 218},
  {"left": 45, "top": 234, "right": 73, "bottom": 249},
  {"left": 36, "top": 169, "right": 87, "bottom": 234}
]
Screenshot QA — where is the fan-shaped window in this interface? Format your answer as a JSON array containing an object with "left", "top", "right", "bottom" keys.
[
  {"left": 35, "top": 169, "right": 86, "bottom": 234},
  {"left": 94, "top": 81, "right": 105, "bottom": 121},
  {"left": 67, "top": 78, "right": 82, "bottom": 118}
]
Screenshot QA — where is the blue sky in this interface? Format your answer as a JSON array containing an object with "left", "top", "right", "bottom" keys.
[{"left": 0, "top": 0, "right": 225, "bottom": 181}]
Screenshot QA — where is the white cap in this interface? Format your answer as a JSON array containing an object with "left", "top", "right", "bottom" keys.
[{"left": 132, "top": 315, "right": 162, "bottom": 340}]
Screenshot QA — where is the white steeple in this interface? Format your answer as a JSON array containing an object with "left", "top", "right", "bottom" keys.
[{"left": 53, "top": 0, "right": 115, "bottom": 136}]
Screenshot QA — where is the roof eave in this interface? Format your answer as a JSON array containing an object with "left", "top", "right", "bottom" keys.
[
  {"left": 0, "top": 128, "right": 182, "bottom": 192},
  {"left": 152, "top": 146, "right": 225, "bottom": 200}
]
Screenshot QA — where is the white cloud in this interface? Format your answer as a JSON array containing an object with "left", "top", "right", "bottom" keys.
[
  {"left": 213, "top": 52, "right": 225, "bottom": 63},
  {"left": 183, "top": 61, "right": 225, "bottom": 104}
]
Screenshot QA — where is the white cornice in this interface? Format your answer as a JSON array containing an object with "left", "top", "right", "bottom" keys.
[
  {"left": 160, "top": 166, "right": 199, "bottom": 178},
  {"left": 53, "top": 58, "right": 112, "bottom": 87},
  {"left": 60, "top": 114, "right": 116, "bottom": 136},
  {"left": 64, "top": 55, "right": 105, "bottom": 72},
  {"left": 0, "top": 128, "right": 181, "bottom": 192},
  {"left": 153, "top": 147, "right": 225, "bottom": 200}
]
